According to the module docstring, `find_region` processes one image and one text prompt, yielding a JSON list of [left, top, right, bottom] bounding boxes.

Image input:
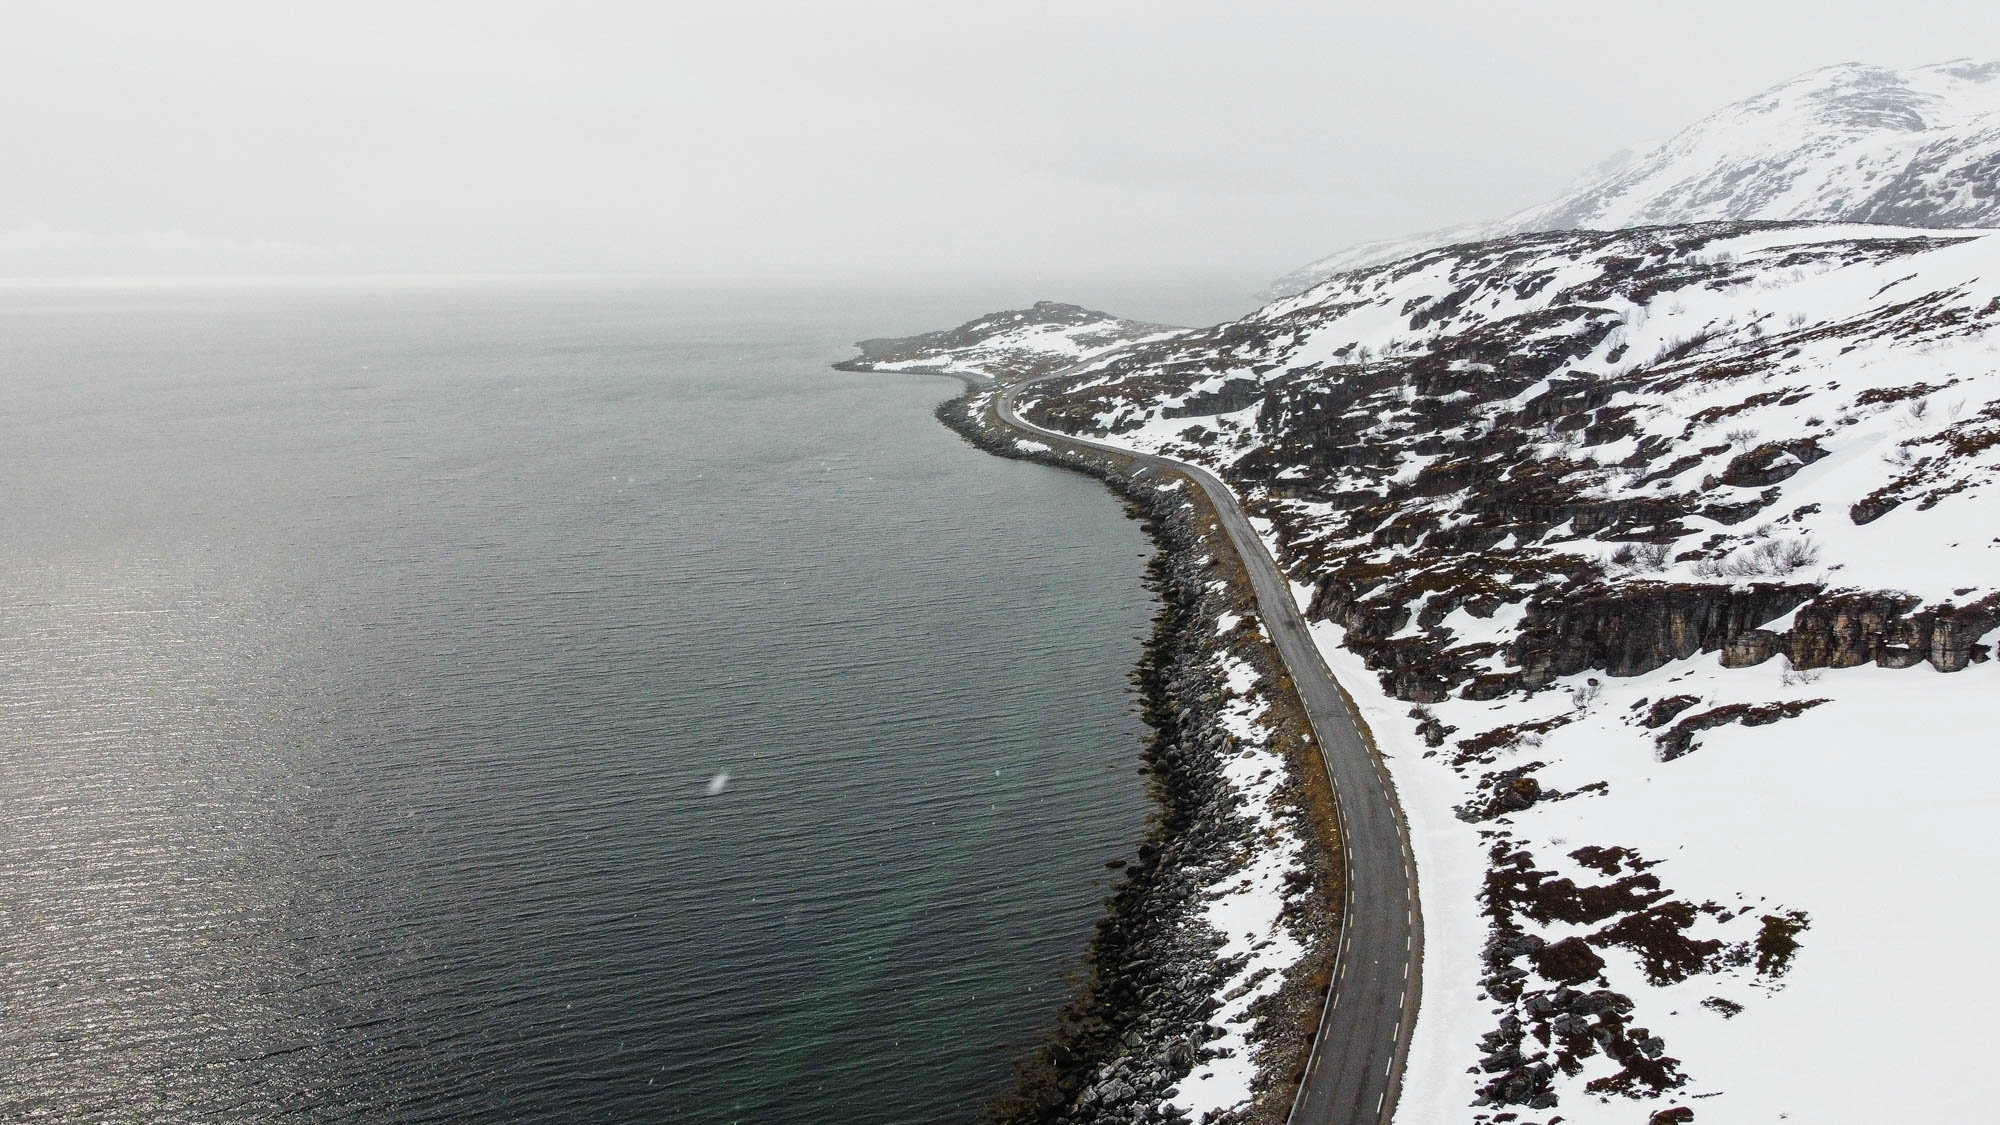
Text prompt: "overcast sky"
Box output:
[[4, 1, 1995, 282]]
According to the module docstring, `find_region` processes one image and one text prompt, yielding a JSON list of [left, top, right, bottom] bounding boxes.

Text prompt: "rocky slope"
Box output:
[[852, 219, 2000, 1124], [1271, 59, 2000, 296]]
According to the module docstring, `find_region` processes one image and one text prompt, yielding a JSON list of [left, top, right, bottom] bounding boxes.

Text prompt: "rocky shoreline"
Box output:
[[928, 383, 1342, 1125]]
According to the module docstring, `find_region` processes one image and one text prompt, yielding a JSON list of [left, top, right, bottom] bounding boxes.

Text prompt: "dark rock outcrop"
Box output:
[[1716, 439, 1829, 487], [1779, 591, 2000, 671], [1534, 936, 1609, 985], [1510, 582, 1818, 685], [1639, 695, 1703, 728], [1655, 699, 1833, 761]]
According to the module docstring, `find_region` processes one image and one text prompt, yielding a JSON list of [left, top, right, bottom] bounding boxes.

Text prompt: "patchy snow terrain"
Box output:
[[834, 300, 1182, 383], [1271, 58, 2000, 296], [1162, 648, 1311, 1124], [845, 56, 2000, 1125], [1002, 220, 2000, 1123]]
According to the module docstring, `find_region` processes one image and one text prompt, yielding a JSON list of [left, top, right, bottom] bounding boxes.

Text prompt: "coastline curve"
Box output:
[[990, 368, 1424, 1125]]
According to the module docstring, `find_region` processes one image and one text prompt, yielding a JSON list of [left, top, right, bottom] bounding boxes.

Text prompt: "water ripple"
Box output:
[[0, 283, 1155, 1123]]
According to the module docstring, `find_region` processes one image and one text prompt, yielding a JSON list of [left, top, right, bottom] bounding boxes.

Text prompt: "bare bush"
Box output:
[[1569, 679, 1602, 710], [1725, 427, 1762, 446], [1768, 538, 1821, 571], [1780, 661, 1825, 687], [1609, 541, 1673, 571], [1736, 538, 1820, 575], [1654, 329, 1721, 365], [1699, 537, 1822, 578]]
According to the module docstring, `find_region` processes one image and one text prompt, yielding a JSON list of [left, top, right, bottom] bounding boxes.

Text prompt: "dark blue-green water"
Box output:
[[0, 279, 1243, 1123]]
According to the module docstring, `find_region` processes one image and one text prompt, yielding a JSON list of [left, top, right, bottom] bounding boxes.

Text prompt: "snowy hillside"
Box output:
[[1270, 59, 2000, 296], [834, 300, 1180, 383], [1004, 220, 2000, 1123]]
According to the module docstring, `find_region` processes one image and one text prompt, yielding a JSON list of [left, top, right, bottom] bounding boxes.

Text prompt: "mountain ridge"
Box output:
[[838, 55, 2000, 1125], [1269, 58, 2000, 297]]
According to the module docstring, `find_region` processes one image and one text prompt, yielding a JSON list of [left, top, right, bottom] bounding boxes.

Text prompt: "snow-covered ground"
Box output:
[[838, 299, 1183, 383], [1002, 220, 2000, 1122], [1166, 648, 1310, 1123], [849, 198, 2000, 1120], [1321, 623, 2000, 1125]]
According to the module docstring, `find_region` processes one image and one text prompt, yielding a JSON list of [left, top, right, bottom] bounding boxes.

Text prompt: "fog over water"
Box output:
[[7, 2, 1999, 282]]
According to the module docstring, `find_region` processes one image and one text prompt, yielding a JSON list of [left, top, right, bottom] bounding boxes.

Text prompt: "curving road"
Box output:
[[983, 371, 1424, 1125]]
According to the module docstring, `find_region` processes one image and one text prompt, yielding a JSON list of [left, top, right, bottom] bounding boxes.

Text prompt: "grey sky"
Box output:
[[4, 1, 1995, 280]]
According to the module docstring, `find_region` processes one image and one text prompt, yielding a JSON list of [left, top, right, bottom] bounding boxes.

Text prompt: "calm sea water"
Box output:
[[0, 279, 1247, 1123]]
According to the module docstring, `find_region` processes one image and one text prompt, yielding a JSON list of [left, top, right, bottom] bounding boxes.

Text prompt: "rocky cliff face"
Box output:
[[1270, 59, 2000, 296]]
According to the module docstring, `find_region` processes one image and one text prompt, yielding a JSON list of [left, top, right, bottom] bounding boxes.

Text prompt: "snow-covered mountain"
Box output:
[[855, 219, 2000, 1123], [844, 52, 2000, 1125], [1269, 59, 2000, 296]]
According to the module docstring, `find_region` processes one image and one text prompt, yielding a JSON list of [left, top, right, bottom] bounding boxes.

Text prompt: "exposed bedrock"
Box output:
[[1654, 699, 1832, 761], [1714, 438, 1830, 488], [1308, 574, 1999, 705], [1306, 580, 1820, 703], [1725, 590, 2000, 672], [1510, 582, 1819, 685]]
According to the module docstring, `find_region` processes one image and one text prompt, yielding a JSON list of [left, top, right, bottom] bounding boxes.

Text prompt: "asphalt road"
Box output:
[[986, 373, 1423, 1125]]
